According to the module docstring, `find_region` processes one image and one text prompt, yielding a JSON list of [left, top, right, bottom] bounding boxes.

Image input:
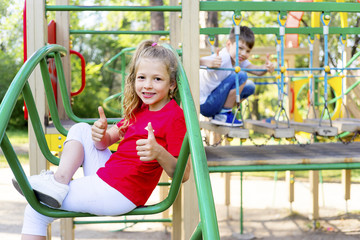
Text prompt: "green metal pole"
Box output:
[[46, 5, 181, 12], [200, 1, 360, 12], [240, 172, 243, 234], [70, 30, 169, 35], [74, 218, 171, 224], [208, 162, 360, 173], [190, 222, 203, 240]]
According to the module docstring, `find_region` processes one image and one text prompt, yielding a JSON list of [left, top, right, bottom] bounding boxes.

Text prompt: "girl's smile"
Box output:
[[135, 58, 175, 111]]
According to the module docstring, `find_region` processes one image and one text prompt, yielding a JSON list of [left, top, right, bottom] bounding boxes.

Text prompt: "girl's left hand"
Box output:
[[136, 122, 161, 161]]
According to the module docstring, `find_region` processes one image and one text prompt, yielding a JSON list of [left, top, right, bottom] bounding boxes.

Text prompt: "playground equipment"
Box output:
[[201, 1, 360, 135], [7, 0, 360, 239], [16, 0, 206, 239], [198, 1, 360, 237], [0, 44, 219, 239]]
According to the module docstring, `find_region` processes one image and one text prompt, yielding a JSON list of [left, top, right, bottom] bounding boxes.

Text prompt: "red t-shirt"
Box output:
[[97, 99, 186, 206]]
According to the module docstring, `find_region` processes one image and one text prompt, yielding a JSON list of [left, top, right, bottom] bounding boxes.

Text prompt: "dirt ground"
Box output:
[[1, 162, 360, 239]]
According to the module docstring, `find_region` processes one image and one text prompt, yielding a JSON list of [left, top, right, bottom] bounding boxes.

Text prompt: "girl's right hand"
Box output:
[[91, 106, 108, 142]]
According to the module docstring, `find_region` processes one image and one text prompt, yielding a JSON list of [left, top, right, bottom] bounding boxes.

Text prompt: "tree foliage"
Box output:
[[0, 0, 25, 129], [2, 0, 360, 127], [66, 0, 168, 118]]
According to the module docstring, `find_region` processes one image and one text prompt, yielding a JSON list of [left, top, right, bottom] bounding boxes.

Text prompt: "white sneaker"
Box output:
[[12, 170, 69, 208]]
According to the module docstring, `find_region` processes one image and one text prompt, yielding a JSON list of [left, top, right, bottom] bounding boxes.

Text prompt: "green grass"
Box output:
[[5, 128, 29, 144], [0, 128, 29, 167]]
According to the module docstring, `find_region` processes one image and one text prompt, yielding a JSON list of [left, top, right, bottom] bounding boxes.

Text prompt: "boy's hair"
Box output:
[[119, 40, 178, 133], [228, 26, 255, 49]]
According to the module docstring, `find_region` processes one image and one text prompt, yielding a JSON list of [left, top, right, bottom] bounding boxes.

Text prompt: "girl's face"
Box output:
[[135, 58, 176, 111], [226, 39, 251, 66]]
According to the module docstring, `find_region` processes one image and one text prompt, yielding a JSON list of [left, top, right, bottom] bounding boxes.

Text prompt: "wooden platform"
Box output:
[[338, 118, 360, 123], [277, 121, 338, 136], [333, 118, 360, 132], [244, 119, 295, 138], [200, 121, 249, 139], [304, 118, 360, 133], [206, 142, 360, 167]]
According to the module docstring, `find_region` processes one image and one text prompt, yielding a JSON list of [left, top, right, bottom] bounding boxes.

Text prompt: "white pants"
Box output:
[[22, 123, 136, 236]]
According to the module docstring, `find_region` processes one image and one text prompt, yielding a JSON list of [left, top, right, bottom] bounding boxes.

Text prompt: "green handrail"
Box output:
[[0, 44, 220, 238], [164, 44, 220, 239], [327, 51, 360, 105], [103, 47, 135, 74], [201, 27, 360, 37], [53, 52, 118, 127], [103, 92, 123, 116], [200, 1, 360, 12], [102, 47, 135, 115], [46, 5, 182, 12]]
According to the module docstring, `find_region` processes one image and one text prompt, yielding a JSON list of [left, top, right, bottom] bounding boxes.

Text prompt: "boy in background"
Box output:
[[200, 26, 274, 126]]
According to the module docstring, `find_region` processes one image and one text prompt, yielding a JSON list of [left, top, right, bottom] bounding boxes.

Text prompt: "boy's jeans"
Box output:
[[200, 72, 255, 117]]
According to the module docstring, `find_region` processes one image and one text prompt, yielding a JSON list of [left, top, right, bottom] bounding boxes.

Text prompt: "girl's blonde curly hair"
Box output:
[[119, 40, 178, 134]]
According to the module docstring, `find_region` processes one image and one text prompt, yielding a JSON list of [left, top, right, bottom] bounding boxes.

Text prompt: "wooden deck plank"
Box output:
[[304, 118, 360, 133], [206, 142, 360, 166], [337, 118, 360, 123], [340, 122, 360, 132], [278, 121, 338, 136], [244, 119, 295, 138], [200, 121, 249, 139]]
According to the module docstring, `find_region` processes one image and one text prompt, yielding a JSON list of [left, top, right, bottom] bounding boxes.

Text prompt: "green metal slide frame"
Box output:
[[0, 44, 220, 239]]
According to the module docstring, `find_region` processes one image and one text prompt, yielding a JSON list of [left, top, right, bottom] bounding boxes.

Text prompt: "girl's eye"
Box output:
[[154, 77, 162, 81], [137, 76, 145, 80]]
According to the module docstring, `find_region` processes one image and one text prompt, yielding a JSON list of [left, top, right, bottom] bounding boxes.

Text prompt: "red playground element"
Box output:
[[23, 1, 28, 120], [70, 50, 86, 97], [285, 0, 313, 48], [22, 7, 86, 120], [48, 20, 58, 104]]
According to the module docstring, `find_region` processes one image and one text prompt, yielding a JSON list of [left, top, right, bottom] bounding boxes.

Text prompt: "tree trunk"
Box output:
[[206, 11, 218, 48], [150, 0, 164, 42]]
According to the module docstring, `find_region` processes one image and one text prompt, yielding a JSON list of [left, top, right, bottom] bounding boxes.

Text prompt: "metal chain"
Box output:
[[337, 131, 359, 145], [202, 134, 224, 147], [292, 135, 312, 147], [248, 135, 273, 147]]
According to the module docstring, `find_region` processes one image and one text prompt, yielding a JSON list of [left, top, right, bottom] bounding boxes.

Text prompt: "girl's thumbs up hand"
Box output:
[[136, 122, 160, 161], [146, 122, 155, 140], [91, 106, 108, 142]]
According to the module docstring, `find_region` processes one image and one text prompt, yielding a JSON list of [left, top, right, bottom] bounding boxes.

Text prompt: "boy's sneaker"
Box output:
[[12, 170, 69, 208], [211, 111, 243, 127]]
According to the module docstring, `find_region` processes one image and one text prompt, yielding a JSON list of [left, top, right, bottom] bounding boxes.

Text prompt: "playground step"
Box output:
[[243, 119, 295, 139], [278, 120, 338, 137], [200, 121, 249, 139], [304, 118, 360, 133]]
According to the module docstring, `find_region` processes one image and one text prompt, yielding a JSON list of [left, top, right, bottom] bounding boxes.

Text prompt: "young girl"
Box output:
[[14, 40, 190, 240]]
